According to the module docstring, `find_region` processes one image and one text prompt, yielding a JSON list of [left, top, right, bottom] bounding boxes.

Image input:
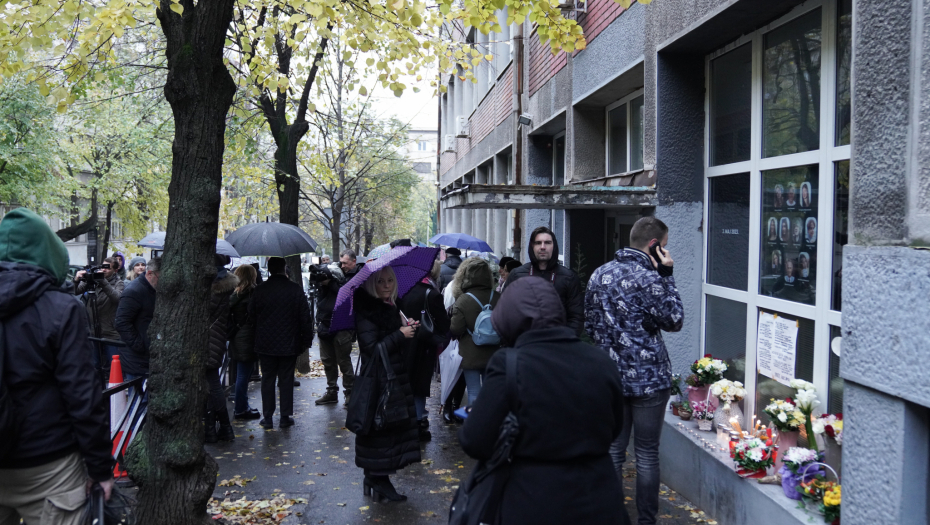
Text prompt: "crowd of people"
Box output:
[[0, 204, 683, 525]]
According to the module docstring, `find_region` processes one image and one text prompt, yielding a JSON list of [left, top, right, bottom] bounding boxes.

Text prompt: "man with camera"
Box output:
[[313, 249, 363, 406], [74, 256, 125, 369]]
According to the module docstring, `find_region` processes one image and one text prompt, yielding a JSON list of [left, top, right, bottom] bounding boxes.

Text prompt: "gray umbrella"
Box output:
[[225, 222, 318, 257], [136, 231, 240, 257]]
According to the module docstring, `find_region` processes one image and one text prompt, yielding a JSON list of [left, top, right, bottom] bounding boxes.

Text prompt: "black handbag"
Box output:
[[449, 349, 521, 525], [373, 346, 409, 430], [419, 288, 436, 334], [345, 349, 379, 435]]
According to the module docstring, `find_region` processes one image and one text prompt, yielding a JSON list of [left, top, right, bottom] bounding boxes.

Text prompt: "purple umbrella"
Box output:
[[330, 245, 440, 331]]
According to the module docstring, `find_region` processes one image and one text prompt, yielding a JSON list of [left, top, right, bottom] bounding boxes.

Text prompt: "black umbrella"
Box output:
[[225, 222, 318, 257], [136, 231, 240, 257]]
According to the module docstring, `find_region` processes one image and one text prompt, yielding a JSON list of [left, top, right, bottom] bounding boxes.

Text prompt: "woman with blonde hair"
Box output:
[[354, 266, 421, 502], [228, 264, 260, 420]]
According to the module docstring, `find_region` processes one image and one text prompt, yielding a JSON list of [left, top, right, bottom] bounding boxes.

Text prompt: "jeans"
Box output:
[[258, 354, 297, 419], [234, 360, 255, 414], [610, 388, 671, 525], [414, 396, 427, 421], [319, 334, 355, 394], [463, 369, 484, 406]]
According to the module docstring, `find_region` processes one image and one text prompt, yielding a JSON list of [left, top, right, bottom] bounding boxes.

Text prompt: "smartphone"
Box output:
[[399, 310, 411, 326], [648, 240, 662, 262]]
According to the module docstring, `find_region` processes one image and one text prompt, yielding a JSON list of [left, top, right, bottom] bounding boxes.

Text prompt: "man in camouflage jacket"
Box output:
[[585, 216, 683, 525]]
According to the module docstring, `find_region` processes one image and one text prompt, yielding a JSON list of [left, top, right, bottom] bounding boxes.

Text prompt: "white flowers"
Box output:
[[783, 447, 818, 466], [748, 449, 763, 462], [794, 388, 820, 413], [777, 412, 788, 423], [763, 398, 805, 431], [710, 379, 747, 410], [790, 379, 816, 391]]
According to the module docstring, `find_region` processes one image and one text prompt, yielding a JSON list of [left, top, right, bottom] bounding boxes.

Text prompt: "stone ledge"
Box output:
[[659, 411, 812, 525]]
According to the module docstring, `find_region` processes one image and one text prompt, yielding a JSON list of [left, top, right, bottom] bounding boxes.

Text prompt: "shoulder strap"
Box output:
[[465, 292, 486, 308]]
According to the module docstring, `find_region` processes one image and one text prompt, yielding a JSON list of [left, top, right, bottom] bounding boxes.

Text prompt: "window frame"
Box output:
[[605, 88, 645, 177], [700, 0, 848, 421], [552, 131, 566, 185]]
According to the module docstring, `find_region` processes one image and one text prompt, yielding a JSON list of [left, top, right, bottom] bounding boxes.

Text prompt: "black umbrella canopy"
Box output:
[[225, 222, 318, 257]]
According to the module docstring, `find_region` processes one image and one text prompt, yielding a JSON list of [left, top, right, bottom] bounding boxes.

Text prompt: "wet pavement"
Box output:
[[205, 341, 713, 524]]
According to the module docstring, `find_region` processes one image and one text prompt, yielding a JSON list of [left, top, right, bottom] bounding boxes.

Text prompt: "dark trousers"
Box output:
[[205, 367, 228, 422], [234, 360, 255, 414], [258, 354, 297, 418], [319, 335, 354, 394], [610, 388, 671, 525]]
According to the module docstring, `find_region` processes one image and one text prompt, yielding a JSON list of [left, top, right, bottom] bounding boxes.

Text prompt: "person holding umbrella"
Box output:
[[353, 266, 421, 502]]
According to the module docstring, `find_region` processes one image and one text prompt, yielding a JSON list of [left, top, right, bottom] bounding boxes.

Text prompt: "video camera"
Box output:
[[79, 263, 110, 285], [307, 262, 345, 283]]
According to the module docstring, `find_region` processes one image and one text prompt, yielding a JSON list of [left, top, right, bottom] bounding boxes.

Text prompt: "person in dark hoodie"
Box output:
[[204, 255, 239, 443], [503, 225, 584, 335], [458, 277, 626, 525], [438, 247, 462, 291], [0, 208, 115, 522]]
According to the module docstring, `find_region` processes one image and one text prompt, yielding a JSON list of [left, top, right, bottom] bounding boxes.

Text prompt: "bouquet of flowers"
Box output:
[[670, 374, 683, 398], [782, 447, 821, 475], [691, 401, 715, 420], [790, 379, 821, 451], [813, 414, 844, 446], [690, 355, 727, 387], [710, 379, 747, 410], [798, 478, 841, 524], [732, 437, 774, 473], [763, 398, 806, 432]]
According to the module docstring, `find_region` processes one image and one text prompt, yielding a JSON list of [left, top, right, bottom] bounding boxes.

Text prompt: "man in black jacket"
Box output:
[[438, 247, 462, 291], [114, 257, 160, 382], [249, 257, 315, 429], [0, 208, 114, 523], [504, 226, 584, 335]]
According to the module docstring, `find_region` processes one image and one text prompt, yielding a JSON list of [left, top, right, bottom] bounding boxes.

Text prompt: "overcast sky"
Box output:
[[369, 75, 438, 131]]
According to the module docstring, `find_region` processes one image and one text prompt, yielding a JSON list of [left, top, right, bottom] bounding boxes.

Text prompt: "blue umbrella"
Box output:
[[428, 233, 493, 253], [137, 231, 240, 258]]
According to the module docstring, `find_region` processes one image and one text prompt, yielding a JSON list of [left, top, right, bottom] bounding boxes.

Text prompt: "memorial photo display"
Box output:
[[760, 165, 817, 305]]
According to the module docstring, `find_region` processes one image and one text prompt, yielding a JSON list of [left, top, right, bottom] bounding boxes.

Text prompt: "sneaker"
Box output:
[[259, 418, 273, 429], [315, 390, 339, 405], [280, 416, 295, 428]]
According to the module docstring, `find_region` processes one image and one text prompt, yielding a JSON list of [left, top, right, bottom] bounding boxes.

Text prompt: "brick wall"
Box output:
[[528, 27, 568, 97], [439, 65, 514, 178], [577, 0, 627, 45]]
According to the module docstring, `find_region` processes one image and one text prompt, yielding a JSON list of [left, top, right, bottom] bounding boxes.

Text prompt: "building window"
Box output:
[[605, 90, 645, 176], [703, 1, 849, 420], [552, 132, 566, 185], [418, 141, 428, 151]]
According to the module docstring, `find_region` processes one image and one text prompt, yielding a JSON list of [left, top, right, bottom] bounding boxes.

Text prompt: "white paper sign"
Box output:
[[757, 312, 799, 386]]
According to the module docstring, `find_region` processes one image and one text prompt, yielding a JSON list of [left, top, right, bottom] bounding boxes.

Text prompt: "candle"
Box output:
[[730, 417, 743, 436]]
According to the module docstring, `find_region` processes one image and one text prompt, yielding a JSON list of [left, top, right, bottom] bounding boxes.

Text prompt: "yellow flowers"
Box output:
[[823, 486, 841, 507]]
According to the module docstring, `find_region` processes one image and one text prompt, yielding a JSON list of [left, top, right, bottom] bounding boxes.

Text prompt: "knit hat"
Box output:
[[128, 256, 146, 270], [445, 247, 462, 257]]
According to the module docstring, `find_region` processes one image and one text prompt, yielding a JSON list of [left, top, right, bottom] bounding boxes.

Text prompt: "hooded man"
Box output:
[[503, 226, 584, 335], [438, 247, 462, 291], [0, 208, 114, 522]]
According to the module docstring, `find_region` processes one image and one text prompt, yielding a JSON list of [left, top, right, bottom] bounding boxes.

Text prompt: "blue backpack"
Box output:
[[465, 291, 501, 346]]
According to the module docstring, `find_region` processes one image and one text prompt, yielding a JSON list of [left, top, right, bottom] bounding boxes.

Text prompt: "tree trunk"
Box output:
[[98, 201, 114, 264], [56, 188, 98, 242], [123, 0, 237, 523]]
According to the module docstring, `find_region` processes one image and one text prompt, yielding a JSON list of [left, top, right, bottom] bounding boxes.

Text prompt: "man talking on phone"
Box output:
[[584, 216, 684, 525]]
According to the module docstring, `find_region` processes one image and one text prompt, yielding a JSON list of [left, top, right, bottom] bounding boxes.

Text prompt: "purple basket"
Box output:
[[779, 463, 829, 500]]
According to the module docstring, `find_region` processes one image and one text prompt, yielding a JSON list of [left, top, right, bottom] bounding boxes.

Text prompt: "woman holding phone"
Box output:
[[353, 266, 421, 502]]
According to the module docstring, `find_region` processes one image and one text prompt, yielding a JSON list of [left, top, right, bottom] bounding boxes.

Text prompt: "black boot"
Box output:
[[204, 410, 218, 444], [363, 475, 406, 502], [216, 409, 235, 442], [418, 419, 432, 442]]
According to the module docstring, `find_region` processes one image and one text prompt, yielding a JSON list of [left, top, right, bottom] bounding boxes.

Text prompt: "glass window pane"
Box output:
[[707, 173, 750, 290], [828, 325, 844, 414], [832, 161, 849, 310], [608, 104, 628, 175], [553, 135, 565, 184], [705, 295, 748, 385], [835, 0, 852, 146], [760, 165, 818, 306], [711, 43, 752, 166], [763, 9, 822, 158], [755, 308, 815, 426], [630, 95, 645, 171]]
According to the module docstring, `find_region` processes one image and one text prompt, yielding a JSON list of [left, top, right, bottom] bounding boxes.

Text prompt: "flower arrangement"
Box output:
[[732, 437, 774, 472], [813, 414, 844, 446], [763, 398, 806, 432], [710, 379, 746, 410], [782, 447, 821, 475], [690, 355, 728, 387], [691, 401, 715, 421], [670, 374, 683, 398], [797, 478, 841, 524], [790, 379, 821, 451]]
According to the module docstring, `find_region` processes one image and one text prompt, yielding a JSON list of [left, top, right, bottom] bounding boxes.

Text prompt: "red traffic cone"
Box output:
[[109, 355, 129, 478]]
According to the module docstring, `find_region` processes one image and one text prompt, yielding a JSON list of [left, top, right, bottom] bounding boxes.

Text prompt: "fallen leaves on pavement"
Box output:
[[218, 475, 256, 487], [207, 495, 305, 524]]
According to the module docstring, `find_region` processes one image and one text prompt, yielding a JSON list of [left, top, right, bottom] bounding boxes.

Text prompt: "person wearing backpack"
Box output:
[[0, 208, 114, 524], [449, 257, 500, 405]]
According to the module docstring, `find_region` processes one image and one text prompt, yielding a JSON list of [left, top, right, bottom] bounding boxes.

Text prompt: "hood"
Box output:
[[212, 272, 239, 296], [443, 256, 462, 269], [0, 208, 70, 286], [526, 228, 560, 270], [491, 277, 566, 343], [451, 257, 492, 298], [0, 262, 57, 318]]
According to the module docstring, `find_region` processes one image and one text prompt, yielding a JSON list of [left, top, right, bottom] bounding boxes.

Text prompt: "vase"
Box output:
[[823, 439, 842, 480], [671, 404, 680, 416], [688, 386, 719, 410], [698, 419, 713, 431], [713, 404, 744, 432], [679, 411, 692, 421], [773, 430, 800, 472], [737, 468, 767, 479]]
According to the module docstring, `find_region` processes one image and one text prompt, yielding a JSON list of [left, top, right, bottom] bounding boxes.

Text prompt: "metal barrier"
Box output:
[[103, 376, 146, 478]]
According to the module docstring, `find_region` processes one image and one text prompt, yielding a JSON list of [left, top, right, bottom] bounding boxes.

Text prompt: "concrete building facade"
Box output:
[[438, 1, 930, 523]]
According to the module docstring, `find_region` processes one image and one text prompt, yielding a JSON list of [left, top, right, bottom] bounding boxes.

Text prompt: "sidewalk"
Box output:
[[205, 343, 712, 524]]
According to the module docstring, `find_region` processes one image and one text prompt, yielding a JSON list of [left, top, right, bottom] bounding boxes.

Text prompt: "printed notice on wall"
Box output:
[[757, 312, 798, 386]]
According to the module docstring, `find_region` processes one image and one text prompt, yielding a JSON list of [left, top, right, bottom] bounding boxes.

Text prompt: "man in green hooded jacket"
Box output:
[[0, 208, 114, 524]]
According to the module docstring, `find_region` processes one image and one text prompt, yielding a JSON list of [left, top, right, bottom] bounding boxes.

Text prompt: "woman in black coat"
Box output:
[[458, 278, 627, 525], [228, 264, 260, 419], [397, 258, 451, 442], [205, 257, 239, 443], [354, 266, 421, 502]]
